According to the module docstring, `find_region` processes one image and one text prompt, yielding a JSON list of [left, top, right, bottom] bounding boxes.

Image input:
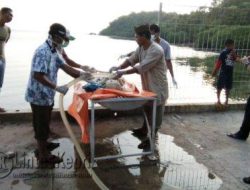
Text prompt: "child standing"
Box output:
[[212, 39, 238, 105]]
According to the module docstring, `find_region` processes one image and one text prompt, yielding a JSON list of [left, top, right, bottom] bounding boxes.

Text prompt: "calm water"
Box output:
[[0, 30, 218, 111]]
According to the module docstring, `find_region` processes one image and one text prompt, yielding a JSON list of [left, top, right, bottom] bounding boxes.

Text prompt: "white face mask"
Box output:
[[151, 34, 156, 41], [151, 33, 160, 41], [56, 41, 69, 54], [56, 44, 63, 54], [49, 34, 67, 50]]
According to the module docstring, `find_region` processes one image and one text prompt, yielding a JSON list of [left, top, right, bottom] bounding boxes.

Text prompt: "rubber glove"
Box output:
[[80, 72, 94, 82], [113, 70, 125, 80], [109, 66, 119, 73], [55, 85, 69, 95]]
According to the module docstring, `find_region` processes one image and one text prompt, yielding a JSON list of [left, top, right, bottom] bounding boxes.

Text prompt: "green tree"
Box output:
[[100, 0, 250, 51]]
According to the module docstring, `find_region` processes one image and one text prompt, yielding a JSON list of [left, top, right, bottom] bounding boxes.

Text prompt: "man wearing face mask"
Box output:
[[149, 24, 177, 88], [25, 23, 93, 165]]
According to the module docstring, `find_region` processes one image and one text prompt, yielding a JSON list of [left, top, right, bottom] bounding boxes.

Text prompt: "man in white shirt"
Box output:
[[149, 24, 177, 87]]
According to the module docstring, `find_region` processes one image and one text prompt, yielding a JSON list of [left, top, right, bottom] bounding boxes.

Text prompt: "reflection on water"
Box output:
[[0, 138, 97, 190], [0, 134, 222, 190], [111, 131, 222, 190]]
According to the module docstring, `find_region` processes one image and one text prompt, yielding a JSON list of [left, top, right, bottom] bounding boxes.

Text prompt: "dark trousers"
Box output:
[[143, 104, 165, 132], [30, 103, 53, 141], [238, 97, 250, 139]]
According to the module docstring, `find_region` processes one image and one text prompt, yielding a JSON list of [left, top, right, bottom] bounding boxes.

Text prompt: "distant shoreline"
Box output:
[[101, 35, 133, 41]]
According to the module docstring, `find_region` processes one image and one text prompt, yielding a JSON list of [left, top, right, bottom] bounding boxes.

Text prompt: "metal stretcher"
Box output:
[[89, 96, 157, 167]]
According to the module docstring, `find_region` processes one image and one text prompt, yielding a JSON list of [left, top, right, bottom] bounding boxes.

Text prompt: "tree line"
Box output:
[[100, 0, 250, 53]]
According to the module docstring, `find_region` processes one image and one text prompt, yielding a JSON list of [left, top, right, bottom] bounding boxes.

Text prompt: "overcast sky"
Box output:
[[1, 0, 213, 33]]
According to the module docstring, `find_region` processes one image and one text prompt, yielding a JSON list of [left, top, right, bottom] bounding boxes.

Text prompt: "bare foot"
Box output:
[[0, 107, 6, 112], [216, 101, 222, 105], [215, 102, 225, 111]]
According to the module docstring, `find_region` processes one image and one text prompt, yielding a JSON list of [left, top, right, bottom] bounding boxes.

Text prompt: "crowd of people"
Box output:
[[0, 5, 250, 184]]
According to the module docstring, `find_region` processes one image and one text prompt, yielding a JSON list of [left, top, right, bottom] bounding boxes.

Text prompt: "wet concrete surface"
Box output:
[[0, 110, 249, 189]]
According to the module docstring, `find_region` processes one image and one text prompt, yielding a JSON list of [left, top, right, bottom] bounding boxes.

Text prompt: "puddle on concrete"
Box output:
[[0, 138, 97, 190], [110, 131, 222, 190], [0, 133, 222, 190]]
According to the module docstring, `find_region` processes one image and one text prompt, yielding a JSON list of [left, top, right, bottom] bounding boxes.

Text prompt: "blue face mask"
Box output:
[[49, 34, 68, 49], [62, 41, 69, 48]]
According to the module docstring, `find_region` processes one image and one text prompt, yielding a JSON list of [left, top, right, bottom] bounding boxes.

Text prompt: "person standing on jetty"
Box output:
[[227, 96, 250, 141], [0, 7, 13, 112], [109, 24, 168, 149], [25, 23, 93, 165], [149, 24, 177, 88], [211, 39, 239, 106], [227, 57, 250, 141]]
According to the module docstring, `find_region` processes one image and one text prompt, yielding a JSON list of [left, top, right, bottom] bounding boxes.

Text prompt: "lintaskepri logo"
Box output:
[[0, 152, 13, 179]]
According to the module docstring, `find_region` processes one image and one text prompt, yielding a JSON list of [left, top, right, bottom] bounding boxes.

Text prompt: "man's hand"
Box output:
[[211, 70, 217, 77], [55, 85, 69, 95], [80, 72, 94, 82], [118, 55, 127, 60], [109, 66, 119, 73], [211, 59, 221, 77], [80, 65, 97, 73], [172, 78, 178, 88], [113, 70, 125, 80]]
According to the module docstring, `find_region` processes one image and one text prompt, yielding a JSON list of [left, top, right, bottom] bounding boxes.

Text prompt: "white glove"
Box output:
[[80, 71, 94, 82], [172, 78, 178, 88], [55, 85, 68, 95], [109, 66, 119, 73], [113, 70, 125, 79]]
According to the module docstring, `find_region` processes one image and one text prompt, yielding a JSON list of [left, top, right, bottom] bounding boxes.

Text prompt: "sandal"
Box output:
[[243, 176, 250, 184]]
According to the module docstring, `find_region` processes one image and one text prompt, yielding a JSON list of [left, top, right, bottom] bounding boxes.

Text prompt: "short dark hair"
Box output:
[[225, 39, 234, 46], [134, 24, 151, 40], [0, 7, 12, 14], [149, 24, 160, 33]]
